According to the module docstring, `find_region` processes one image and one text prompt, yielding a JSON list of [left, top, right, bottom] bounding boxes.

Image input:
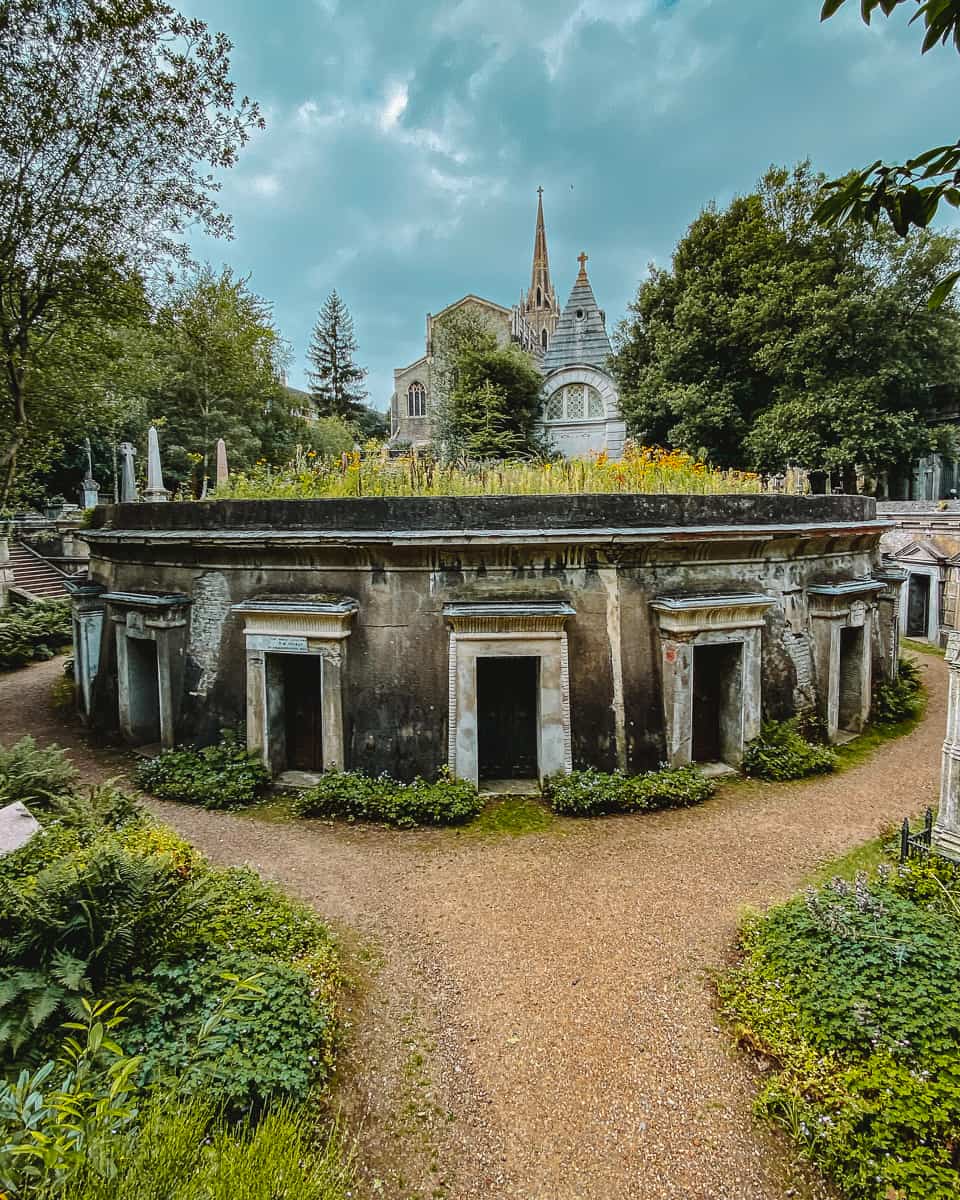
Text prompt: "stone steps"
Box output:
[[8, 541, 70, 600]]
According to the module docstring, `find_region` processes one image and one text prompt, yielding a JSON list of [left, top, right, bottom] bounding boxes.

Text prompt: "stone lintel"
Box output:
[[651, 593, 774, 635], [233, 597, 357, 642], [807, 579, 886, 598], [808, 579, 884, 619], [101, 590, 192, 610], [233, 597, 359, 617], [444, 600, 575, 636]]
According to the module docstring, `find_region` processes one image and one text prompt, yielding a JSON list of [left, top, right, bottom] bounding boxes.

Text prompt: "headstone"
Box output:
[[80, 436, 100, 509], [215, 438, 229, 489], [119, 442, 138, 503], [0, 801, 40, 858], [934, 631, 960, 861], [143, 426, 170, 503]]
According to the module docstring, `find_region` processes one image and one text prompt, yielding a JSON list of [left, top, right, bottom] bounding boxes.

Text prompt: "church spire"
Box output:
[[523, 187, 559, 350]]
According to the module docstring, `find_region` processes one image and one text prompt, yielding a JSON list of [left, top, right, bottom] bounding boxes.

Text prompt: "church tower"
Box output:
[[522, 188, 559, 353]]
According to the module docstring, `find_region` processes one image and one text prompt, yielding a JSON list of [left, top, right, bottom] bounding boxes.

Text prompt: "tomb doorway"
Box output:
[[837, 626, 865, 733], [477, 656, 539, 780], [281, 655, 323, 772], [125, 637, 160, 745], [691, 642, 743, 765], [906, 573, 931, 639]]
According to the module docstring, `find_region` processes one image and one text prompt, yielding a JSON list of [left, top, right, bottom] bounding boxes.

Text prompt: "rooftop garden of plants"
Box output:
[[212, 443, 763, 501]]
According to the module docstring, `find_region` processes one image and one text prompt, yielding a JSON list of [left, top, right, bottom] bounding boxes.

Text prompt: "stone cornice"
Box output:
[[233, 598, 357, 641], [651, 593, 775, 634], [101, 590, 191, 609], [444, 600, 575, 635]]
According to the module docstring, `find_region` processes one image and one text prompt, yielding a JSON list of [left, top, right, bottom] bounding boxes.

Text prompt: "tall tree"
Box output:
[[307, 291, 368, 421], [816, 1, 960, 305], [152, 267, 290, 495], [611, 163, 960, 486], [448, 342, 544, 459], [0, 0, 262, 505]]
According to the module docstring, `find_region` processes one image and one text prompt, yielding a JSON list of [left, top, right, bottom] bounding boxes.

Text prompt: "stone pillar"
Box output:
[[0, 536, 13, 611], [143, 426, 170, 503], [934, 631, 960, 862], [320, 651, 345, 770], [215, 438, 229, 490]]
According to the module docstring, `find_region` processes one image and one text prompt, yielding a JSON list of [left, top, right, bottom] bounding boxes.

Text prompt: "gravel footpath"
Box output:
[[0, 653, 946, 1200]]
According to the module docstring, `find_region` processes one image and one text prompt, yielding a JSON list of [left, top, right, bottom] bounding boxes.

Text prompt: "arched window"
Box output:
[[536, 286, 542, 307], [543, 384, 605, 423], [541, 328, 548, 350], [407, 381, 426, 417]]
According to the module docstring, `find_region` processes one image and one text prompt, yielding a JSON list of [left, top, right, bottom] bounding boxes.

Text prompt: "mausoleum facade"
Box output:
[[75, 494, 898, 786]]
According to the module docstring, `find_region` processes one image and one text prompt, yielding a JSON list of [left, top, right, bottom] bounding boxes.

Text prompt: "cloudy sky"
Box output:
[[181, 0, 960, 410]]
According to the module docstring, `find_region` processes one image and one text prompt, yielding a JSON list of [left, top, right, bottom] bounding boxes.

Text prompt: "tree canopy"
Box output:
[[448, 343, 544, 459], [610, 163, 960, 486], [0, 0, 261, 504], [817, 1, 960, 305]]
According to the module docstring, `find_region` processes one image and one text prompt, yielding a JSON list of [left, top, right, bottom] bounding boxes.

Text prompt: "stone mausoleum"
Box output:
[[71, 494, 901, 787]]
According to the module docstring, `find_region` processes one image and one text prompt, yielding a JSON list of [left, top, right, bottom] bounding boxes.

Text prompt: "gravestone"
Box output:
[[143, 426, 170, 503], [119, 442, 138, 503]]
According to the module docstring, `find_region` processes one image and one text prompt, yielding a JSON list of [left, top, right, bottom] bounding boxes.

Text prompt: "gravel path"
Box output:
[[0, 653, 947, 1200]]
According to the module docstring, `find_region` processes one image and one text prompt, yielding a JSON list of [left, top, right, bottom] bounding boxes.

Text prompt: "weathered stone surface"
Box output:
[[0, 801, 40, 857]]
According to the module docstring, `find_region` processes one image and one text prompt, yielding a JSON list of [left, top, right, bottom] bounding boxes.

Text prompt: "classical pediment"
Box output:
[[888, 540, 949, 564]]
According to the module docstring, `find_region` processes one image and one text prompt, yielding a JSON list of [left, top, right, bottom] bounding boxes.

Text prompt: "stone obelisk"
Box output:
[[143, 426, 170, 503], [215, 438, 229, 490], [119, 442, 138, 504]]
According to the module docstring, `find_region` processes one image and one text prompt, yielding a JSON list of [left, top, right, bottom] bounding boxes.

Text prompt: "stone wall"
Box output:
[[81, 494, 892, 780]]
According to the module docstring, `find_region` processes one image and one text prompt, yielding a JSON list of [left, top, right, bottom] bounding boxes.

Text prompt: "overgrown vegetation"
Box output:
[[0, 735, 350, 1197], [0, 601, 72, 670], [218, 441, 762, 499], [134, 730, 270, 809], [543, 764, 714, 818], [293, 767, 483, 828], [873, 656, 924, 725], [742, 718, 838, 782], [721, 856, 960, 1200]]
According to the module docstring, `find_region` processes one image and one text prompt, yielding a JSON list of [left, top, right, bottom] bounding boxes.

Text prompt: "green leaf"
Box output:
[[928, 269, 960, 309]]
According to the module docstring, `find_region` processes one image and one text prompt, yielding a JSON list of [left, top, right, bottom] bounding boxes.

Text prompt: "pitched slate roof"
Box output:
[[542, 254, 613, 373]]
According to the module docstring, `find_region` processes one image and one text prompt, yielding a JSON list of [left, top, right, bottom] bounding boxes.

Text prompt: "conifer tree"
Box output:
[[307, 291, 368, 421]]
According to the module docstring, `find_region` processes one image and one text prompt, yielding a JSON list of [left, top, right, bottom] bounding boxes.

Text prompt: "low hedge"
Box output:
[[542, 764, 714, 817], [742, 718, 837, 782], [135, 730, 269, 809], [0, 599, 73, 669], [293, 767, 483, 828]]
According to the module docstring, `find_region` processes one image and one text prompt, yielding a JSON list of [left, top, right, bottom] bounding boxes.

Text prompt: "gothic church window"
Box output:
[[541, 328, 548, 350], [536, 286, 542, 307], [407, 381, 426, 417], [543, 384, 605, 423]]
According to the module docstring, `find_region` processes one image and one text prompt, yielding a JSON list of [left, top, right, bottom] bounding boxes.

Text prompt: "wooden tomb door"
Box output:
[[282, 655, 323, 772]]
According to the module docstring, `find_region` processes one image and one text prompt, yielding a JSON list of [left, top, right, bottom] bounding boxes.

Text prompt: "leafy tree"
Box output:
[[307, 291, 367, 422], [611, 162, 960, 486], [817, 1, 960, 305], [152, 267, 290, 495], [448, 343, 544, 459], [0, 0, 262, 505], [427, 306, 501, 453]]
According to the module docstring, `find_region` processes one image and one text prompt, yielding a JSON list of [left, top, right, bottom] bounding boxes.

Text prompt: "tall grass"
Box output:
[[42, 1092, 352, 1200], [215, 443, 763, 500]]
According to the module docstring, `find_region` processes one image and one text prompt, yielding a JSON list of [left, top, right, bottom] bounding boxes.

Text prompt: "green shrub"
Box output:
[[0, 736, 78, 809], [872, 655, 924, 725], [135, 729, 269, 809], [721, 866, 960, 1199], [294, 767, 483, 828], [742, 718, 838, 781], [129, 951, 336, 1115], [0, 600, 73, 670], [543, 764, 714, 817]]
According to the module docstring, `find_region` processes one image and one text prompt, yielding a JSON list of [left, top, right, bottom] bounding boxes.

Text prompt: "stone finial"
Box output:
[[934, 630, 960, 861], [119, 442, 138, 504], [577, 251, 589, 279], [143, 425, 170, 503], [215, 438, 229, 489]]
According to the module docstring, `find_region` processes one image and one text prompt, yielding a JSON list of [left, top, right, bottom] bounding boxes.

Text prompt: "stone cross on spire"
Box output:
[[577, 251, 589, 279]]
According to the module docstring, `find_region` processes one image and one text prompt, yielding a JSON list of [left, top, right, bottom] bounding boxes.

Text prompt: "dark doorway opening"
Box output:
[[837, 626, 865, 733], [477, 656, 539, 780], [282, 656, 323, 772], [906, 574, 931, 638], [692, 643, 743, 764], [125, 637, 160, 744]]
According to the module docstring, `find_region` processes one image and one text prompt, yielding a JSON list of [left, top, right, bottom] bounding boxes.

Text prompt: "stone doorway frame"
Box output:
[[233, 597, 357, 776], [67, 579, 105, 720], [103, 591, 192, 749], [444, 601, 575, 786], [808, 579, 884, 741], [651, 594, 775, 768]]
